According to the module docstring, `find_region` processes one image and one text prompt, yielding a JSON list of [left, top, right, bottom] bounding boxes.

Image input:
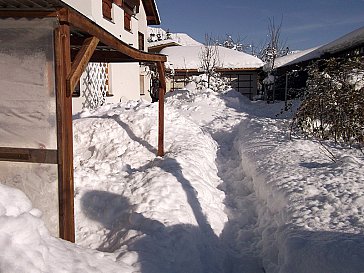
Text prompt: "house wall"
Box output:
[[62, 0, 145, 48], [170, 70, 260, 99], [65, 0, 155, 113], [109, 63, 141, 101], [221, 71, 259, 99], [137, 3, 148, 51]]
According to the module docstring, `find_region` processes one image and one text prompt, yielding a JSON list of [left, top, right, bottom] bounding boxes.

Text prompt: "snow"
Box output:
[[160, 45, 264, 70], [266, 46, 321, 70], [1, 86, 364, 272], [148, 27, 202, 47], [272, 26, 364, 70], [319, 26, 364, 55]]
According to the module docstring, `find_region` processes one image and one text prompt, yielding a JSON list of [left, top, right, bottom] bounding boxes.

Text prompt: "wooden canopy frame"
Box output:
[[0, 6, 166, 242]]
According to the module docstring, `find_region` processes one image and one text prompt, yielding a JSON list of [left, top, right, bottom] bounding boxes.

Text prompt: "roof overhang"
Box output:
[[142, 0, 160, 25], [0, 1, 166, 63]]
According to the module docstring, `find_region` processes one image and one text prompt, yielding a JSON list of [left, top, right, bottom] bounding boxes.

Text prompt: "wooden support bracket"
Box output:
[[66, 36, 99, 97]]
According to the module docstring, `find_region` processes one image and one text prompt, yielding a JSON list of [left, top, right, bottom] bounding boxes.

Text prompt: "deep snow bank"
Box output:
[[234, 100, 364, 273], [73, 100, 228, 272], [0, 184, 134, 273]]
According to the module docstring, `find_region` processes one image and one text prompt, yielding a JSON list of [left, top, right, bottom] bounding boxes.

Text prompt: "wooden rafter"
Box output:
[[67, 36, 99, 96], [58, 8, 166, 63], [0, 8, 166, 63]]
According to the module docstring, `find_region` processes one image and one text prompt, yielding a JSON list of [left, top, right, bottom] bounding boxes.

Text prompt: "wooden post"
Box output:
[[54, 24, 75, 242], [285, 72, 288, 109], [157, 62, 166, 157]]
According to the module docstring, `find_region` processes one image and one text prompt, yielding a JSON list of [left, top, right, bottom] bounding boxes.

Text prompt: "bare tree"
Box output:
[[261, 16, 287, 70], [199, 34, 220, 89], [260, 16, 288, 102]]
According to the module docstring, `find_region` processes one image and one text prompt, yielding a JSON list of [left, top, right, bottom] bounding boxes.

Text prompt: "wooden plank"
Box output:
[[0, 147, 57, 164], [156, 61, 165, 157], [67, 36, 99, 96], [0, 10, 58, 18], [54, 24, 75, 243]]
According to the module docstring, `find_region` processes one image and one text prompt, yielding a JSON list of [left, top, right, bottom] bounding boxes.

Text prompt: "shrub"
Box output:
[[291, 56, 364, 148]]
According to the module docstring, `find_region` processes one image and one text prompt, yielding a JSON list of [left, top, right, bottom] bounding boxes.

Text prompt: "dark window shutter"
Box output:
[[124, 12, 132, 31], [102, 0, 112, 20]]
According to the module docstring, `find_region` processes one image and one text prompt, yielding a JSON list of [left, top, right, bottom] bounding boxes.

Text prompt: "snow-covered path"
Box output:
[[168, 89, 266, 272], [212, 123, 264, 273]]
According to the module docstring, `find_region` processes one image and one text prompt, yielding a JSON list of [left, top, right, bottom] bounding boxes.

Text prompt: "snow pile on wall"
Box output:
[[0, 184, 134, 273], [160, 45, 264, 70]]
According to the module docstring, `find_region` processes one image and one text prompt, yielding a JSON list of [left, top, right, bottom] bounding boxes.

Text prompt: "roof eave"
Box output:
[[142, 0, 160, 25]]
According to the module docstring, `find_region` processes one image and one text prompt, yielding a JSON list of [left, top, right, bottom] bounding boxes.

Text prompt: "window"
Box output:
[[138, 32, 144, 51], [102, 0, 113, 20], [124, 11, 132, 31]]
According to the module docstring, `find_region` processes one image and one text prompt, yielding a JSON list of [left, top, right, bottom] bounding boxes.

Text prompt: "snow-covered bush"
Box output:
[[190, 73, 230, 92], [292, 56, 364, 147]]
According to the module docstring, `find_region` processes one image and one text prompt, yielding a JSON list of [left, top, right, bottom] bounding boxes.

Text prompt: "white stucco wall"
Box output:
[[109, 63, 141, 101], [137, 3, 148, 50]]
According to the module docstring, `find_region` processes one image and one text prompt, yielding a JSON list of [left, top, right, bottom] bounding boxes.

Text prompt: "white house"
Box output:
[[62, 0, 162, 113]]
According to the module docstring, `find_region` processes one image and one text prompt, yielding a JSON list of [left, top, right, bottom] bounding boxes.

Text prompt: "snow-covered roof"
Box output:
[[273, 26, 364, 69], [267, 46, 321, 70], [319, 26, 364, 54], [148, 27, 202, 48], [160, 45, 264, 70]]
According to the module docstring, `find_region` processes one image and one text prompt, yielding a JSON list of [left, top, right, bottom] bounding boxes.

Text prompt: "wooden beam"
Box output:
[[71, 49, 136, 63], [0, 8, 166, 63], [0, 10, 59, 18], [54, 23, 75, 243], [0, 147, 57, 164], [156, 61, 166, 157], [60, 8, 167, 63], [67, 36, 99, 96]]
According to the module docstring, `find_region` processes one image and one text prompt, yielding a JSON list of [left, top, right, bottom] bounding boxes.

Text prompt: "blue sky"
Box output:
[[156, 0, 364, 50]]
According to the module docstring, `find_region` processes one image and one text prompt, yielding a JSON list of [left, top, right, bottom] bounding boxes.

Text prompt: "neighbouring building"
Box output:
[[147, 28, 264, 99], [264, 26, 364, 101], [160, 45, 264, 99]]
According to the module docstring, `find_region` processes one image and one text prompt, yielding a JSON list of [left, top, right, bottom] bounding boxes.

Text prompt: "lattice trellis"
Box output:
[[82, 62, 110, 110]]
